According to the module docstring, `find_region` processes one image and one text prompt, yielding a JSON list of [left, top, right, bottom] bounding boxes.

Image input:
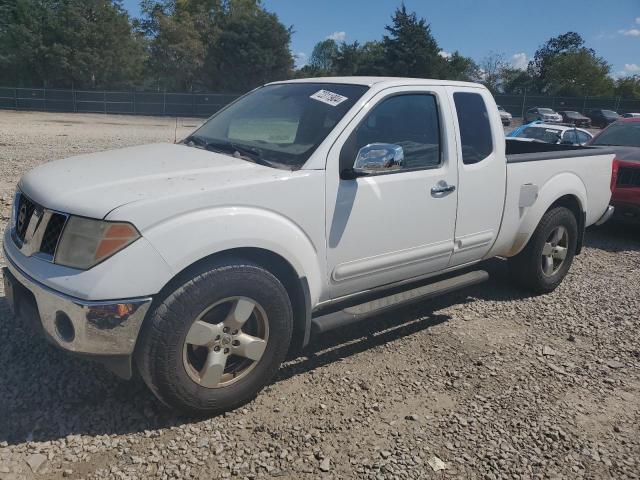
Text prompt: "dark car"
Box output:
[[559, 111, 591, 128], [588, 117, 640, 224], [586, 109, 619, 128]]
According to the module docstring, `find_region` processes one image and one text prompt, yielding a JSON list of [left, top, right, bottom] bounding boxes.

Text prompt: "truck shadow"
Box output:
[[0, 294, 454, 445], [584, 223, 640, 253]]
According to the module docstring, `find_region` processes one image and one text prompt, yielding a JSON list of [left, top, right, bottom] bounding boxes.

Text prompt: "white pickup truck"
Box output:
[[3, 77, 615, 414]]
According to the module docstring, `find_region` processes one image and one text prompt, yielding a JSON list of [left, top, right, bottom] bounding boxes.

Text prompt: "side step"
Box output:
[[311, 270, 488, 335]]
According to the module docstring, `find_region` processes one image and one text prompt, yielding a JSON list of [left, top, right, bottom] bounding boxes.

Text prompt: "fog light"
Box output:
[[55, 311, 75, 343]]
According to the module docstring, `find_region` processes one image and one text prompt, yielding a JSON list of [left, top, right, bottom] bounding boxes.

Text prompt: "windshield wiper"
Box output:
[[204, 140, 291, 169], [204, 141, 265, 165], [182, 136, 290, 169]]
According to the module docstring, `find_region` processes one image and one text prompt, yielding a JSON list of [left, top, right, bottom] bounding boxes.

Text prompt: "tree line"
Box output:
[[1, 0, 638, 99]]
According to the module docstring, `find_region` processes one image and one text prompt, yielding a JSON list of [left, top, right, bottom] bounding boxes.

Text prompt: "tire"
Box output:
[[135, 260, 293, 415], [508, 207, 578, 294]]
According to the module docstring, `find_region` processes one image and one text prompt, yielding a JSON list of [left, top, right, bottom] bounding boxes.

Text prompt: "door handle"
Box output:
[[431, 181, 456, 196]]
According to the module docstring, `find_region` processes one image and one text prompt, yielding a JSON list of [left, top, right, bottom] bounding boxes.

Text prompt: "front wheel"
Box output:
[[135, 261, 293, 415], [508, 207, 578, 294]]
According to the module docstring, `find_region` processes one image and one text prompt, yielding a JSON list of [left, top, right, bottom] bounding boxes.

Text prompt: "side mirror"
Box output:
[[341, 143, 404, 179]]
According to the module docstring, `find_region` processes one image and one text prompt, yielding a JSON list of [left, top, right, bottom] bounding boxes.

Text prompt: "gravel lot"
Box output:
[[0, 110, 638, 480]]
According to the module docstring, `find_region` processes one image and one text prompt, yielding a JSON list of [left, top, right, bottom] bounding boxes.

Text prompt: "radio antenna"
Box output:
[[174, 117, 178, 144]]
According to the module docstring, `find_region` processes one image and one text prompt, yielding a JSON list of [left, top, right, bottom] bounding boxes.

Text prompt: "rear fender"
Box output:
[[506, 172, 586, 257]]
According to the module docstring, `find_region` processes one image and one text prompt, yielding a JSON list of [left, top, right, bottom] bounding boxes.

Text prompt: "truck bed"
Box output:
[[488, 140, 616, 258], [506, 138, 615, 162]]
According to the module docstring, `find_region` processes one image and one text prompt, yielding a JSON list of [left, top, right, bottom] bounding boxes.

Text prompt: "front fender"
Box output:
[[142, 206, 325, 304], [506, 172, 587, 257]]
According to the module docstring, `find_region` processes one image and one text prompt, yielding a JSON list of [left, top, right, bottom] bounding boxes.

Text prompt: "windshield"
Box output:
[[519, 126, 562, 143], [564, 111, 580, 116], [602, 110, 618, 117], [591, 122, 640, 147], [538, 108, 554, 114], [184, 83, 368, 169]]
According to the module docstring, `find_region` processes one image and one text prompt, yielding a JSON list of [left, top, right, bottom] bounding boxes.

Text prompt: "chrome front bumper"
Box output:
[[3, 254, 152, 357]]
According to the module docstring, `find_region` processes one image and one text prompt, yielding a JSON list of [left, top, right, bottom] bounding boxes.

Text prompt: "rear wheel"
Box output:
[[508, 207, 578, 294], [135, 261, 293, 414]]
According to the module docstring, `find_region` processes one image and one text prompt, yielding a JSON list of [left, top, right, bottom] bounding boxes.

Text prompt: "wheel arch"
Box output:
[[147, 247, 313, 355], [506, 173, 587, 257], [548, 194, 585, 254]]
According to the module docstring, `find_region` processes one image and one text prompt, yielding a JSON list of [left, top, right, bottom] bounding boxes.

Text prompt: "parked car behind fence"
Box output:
[[559, 111, 591, 128], [524, 107, 563, 124], [497, 105, 512, 126], [587, 109, 619, 128], [507, 122, 593, 146]]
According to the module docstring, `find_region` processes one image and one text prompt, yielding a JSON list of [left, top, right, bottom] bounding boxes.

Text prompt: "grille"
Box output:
[[14, 193, 37, 242], [40, 213, 67, 256], [617, 167, 640, 188], [12, 192, 68, 261]]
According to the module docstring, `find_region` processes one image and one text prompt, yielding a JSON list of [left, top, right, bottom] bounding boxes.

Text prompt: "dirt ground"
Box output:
[[0, 110, 638, 480]]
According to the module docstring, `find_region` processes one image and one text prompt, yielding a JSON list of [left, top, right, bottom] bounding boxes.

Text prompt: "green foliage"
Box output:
[[143, 6, 206, 91], [0, 0, 146, 88], [614, 75, 640, 100], [0, 1, 626, 99], [446, 52, 480, 82], [203, 0, 293, 92], [308, 39, 339, 73], [528, 32, 613, 96], [382, 4, 448, 78], [500, 68, 535, 95], [142, 0, 293, 92], [296, 5, 477, 82]]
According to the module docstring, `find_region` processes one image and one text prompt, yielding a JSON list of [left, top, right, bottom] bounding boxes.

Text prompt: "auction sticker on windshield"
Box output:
[[310, 89, 348, 106]]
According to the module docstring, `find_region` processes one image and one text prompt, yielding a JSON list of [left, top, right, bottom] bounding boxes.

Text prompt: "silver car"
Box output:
[[524, 107, 563, 123], [497, 105, 512, 126]]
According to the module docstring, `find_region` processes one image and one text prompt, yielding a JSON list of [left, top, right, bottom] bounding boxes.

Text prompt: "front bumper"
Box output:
[[3, 255, 152, 359]]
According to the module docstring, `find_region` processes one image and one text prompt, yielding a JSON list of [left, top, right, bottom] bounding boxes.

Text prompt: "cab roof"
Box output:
[[271, 76, 486, 90]]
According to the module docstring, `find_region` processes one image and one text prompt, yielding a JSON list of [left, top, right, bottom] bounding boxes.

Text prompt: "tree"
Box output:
[[545, 49, 613, 96], [382, 4, 447, 78], [444, 52, 480, 82], [478, 52, 507, 93], [332, 41, 387, 76], [528, 32, 613, 95], [308, 39, 339, 73], [142, 0, 294, 92], [140, 1, 212, 91], [0, 0, 146, 88], [615, 75, 640, 99], [501, 67, 534, 95], [208, 2, 293, 91]]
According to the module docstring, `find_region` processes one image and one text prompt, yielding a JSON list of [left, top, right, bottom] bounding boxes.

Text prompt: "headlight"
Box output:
[[55, 216, 140, 269]]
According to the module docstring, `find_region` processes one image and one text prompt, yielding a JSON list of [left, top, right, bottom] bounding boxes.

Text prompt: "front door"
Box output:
[[325, 86, 459, 299]]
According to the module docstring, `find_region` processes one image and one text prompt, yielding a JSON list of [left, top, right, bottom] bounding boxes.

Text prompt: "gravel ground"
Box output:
[[0, 110, 639, 480]]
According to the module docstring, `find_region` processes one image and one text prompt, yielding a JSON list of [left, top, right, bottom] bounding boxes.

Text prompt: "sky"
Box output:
[[121, 0, 640, 77]]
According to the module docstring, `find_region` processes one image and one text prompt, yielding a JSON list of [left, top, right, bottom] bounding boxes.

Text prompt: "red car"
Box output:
[[589, 117, 640, 224]]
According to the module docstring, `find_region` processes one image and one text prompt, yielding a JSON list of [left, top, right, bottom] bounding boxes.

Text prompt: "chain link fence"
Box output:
[[0, 87, 241, 117], [494, 93, 640, 118], [1, 86, 639, 119]]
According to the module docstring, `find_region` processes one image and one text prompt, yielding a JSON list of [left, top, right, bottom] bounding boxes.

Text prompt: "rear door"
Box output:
[[325, 86, 459, 299], [447, 87, 507, 266]]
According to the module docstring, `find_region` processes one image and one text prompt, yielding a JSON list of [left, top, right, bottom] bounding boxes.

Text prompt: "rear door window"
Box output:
[[453, 92, 494, 164]]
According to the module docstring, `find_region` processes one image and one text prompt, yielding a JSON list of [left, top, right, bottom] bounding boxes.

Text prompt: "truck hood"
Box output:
[[19, 143, 291, 219]]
